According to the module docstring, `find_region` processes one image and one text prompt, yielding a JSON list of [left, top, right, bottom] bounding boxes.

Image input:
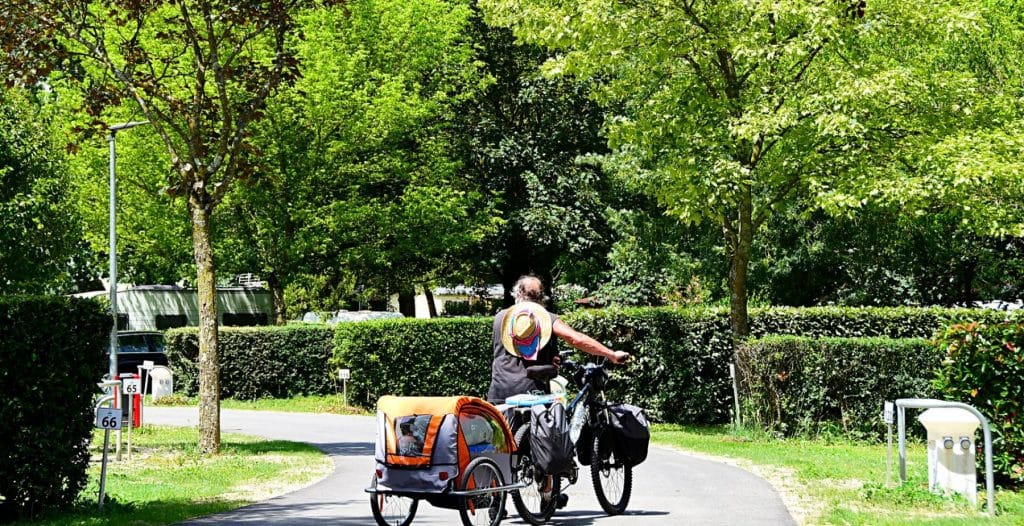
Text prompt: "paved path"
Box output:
[[146, 407, 796, 525]]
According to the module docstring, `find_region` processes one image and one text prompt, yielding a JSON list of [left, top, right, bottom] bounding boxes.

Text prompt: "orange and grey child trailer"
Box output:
[[367, 396, 523, 526]]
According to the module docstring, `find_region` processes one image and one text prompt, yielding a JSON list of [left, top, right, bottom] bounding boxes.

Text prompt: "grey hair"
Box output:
[[512, 275, 545, 303]]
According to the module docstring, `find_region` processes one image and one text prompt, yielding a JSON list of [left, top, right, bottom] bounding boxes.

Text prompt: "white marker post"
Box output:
[[122, 375, 141, 460], [94, 391, 121, 510], [883, 401, 895, 486], [338, 369, 351, 407]]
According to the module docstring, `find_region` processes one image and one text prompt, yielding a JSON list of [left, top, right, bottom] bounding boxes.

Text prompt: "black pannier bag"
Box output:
[[608, 403, 650, 467], [529, 402, 574, 476], [575, 423, 594, 465]]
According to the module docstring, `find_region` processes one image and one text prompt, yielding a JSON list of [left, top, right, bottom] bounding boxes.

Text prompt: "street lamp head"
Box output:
[[109, 120, 150, 132]]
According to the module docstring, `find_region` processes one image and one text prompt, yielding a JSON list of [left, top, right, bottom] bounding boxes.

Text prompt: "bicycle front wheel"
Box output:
[[590, 428, 632, 515]]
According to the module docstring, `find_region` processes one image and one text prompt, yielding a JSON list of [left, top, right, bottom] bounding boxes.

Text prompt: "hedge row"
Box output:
[[933, 322, 1024, 484], [165, 325, 336, 400], [164, 305, 1007, 423], [0, 296, 109, 522], [332, 317, 494, 407], [738, 336, 938, 439]]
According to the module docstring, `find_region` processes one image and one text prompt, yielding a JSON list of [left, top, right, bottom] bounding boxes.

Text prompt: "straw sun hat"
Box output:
[[500, 301, 553, 360]]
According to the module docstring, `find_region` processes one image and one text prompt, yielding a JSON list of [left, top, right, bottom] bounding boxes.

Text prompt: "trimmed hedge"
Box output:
[[329, 306, 1004, 425], [933, 322, 1024, 484], [0, 296, 109, 521], [332, 317, 494, 407], [565, 306, 1004, 424], [738, 336, 938, 438], [165, 325, 336, 400], [165, 305, 1008, 430]]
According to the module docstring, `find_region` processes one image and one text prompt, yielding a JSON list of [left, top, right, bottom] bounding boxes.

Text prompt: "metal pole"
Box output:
[[98, 428, 111, 510], [95, 388, 117, 510], [108, 132, 118, 382], [898, 405, 906, 482], [127, 393, 133, 461], [729, 363, 742, 426], [106, 120, 148, 380]]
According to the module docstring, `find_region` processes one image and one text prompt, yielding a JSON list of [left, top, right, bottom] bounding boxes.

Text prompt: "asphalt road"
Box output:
[[146, 407, 796, 525]]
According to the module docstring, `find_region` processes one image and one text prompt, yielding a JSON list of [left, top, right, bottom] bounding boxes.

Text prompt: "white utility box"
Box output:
[[149, 366, 174, 401], [918, 407, 980, 503]]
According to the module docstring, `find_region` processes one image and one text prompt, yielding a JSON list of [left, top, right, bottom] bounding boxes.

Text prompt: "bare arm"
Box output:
[[552, 319, 630, 364]]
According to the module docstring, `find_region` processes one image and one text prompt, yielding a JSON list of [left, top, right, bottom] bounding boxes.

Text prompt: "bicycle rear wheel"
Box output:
[[510, 424, 559, 524], [590, 428, 632, 515]]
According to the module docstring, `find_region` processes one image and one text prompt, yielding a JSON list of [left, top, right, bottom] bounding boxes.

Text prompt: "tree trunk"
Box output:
[[266, 271, 286, 325], [192, 203, 221, 454], [423, 285, 438, 318], [726, 188, 754, 346], [398, 289, 416, 317]]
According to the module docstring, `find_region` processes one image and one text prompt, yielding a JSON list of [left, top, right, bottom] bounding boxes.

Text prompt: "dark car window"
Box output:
[[148, 334, 165, 353], [119, 334, 152, 353], [118, 333, 166, 354]]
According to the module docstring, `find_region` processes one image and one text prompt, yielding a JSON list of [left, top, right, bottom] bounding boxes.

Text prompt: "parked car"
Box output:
[[117, 331, 169, 390]]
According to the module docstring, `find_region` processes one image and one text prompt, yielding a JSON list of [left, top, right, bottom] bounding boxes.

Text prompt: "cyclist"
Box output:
[[487, 275, 629, 509], [487, 275, 629, 405]]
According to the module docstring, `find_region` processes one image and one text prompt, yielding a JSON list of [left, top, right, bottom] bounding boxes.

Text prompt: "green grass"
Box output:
[[151, 393, 369, 415], [16, 425, 332, 526], [652, 424, 1024, 525]]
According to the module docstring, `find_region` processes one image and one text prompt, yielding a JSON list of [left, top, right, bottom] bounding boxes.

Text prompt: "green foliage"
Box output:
[[442, 300, 496, 317], [933, 322, 1024, 485], [739, 336, 938, 439], [0, 295, 109, 520], [449, 11, 612, 294], [329, 305, 1001, 427], [223, 0, 496, 316], [164, 326, 336, 400], [752, 203, 1024, 307], [332, 317, 494, 407], [0, 89, 91, 294]]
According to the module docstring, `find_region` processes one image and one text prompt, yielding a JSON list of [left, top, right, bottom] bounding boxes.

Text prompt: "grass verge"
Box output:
[[15, 425, 332, 526], [652, 424, 1024, 525], [151, 393, 368, 415]]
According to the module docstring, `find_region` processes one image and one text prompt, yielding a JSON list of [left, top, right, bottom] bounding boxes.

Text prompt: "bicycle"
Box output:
[[506, 351, 633, 525]]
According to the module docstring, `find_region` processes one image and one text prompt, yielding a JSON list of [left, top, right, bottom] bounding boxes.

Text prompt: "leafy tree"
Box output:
[[451, 9, 612, 305], [751, 204, 1024, 307], [1, 0, 332, 453], [0, 88, 91, 294], [218, 0, 495, 322], [480, 1, 1022, 348]]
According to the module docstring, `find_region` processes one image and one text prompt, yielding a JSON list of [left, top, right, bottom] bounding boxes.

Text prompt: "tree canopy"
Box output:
[[480, 0, 1024, 338]]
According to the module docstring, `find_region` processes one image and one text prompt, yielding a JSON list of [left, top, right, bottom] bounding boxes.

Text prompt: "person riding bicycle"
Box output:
[[487, 275, 629, 510], [487, 275, 630, 405]]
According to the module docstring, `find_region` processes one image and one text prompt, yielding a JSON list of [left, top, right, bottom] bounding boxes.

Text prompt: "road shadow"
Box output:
[[178, 499, 377, 525], [312, 441, 375, 457]]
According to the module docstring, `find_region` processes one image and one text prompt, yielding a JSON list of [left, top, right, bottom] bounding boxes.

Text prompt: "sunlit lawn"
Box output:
[[652, 424, 1024, 525], [16, 425, 331, 526]]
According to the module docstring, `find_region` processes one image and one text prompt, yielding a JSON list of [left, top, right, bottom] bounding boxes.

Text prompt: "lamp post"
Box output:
[[108, 120, 149, 381]]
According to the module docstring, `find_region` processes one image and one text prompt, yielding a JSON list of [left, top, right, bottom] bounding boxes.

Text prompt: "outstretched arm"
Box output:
[[552, 319, 630, 364]]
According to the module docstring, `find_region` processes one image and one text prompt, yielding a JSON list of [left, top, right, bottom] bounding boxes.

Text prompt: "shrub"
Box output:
[[333, 317, 494, 407], [330, 305, 1005, 426], [165, 325, 336, 400], [563, 305, 1001, 425], [739, 336, 938, 439], [0, 295, 109, 521], [932, 322, 1024, 485]]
